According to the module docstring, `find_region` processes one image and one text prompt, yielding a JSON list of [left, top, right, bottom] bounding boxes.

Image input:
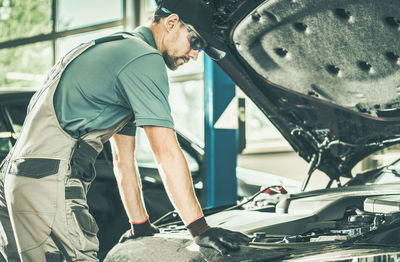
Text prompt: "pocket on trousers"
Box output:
[[69, 140, 98, 183], [8, 158, 60, 179], [72, 207, 99, 236], [70, 160, 96, 183], [66, 202, 99, 255]]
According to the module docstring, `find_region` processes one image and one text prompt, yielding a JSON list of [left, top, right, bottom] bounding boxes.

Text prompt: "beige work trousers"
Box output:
[[0, 157, 99, 261]]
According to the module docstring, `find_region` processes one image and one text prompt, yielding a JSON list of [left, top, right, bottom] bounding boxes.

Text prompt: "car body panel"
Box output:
[[104, 234, 400, 262], [105, 0, 400, 260], [105, 182, 400, 261], [208, 0, 400, 181]]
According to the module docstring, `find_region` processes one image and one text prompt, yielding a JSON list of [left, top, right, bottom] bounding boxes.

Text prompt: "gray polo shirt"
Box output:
[[53, 26, 174, 138]]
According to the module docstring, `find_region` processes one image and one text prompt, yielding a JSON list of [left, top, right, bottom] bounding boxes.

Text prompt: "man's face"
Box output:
[[162, 50, 189, 71], [162, 16, 204, 70]]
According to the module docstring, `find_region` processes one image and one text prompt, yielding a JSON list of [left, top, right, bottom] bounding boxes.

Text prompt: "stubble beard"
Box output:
[[162, 51, 188, 71]]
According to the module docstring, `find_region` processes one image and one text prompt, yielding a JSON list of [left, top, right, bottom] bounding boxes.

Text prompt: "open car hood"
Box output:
[[203, 0, 400, 182]]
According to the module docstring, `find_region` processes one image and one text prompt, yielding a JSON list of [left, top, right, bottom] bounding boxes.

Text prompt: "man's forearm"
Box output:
[[114, 162, 149, 223], [157, 147, 203, 225], [110, 134, 148, 223], [144, 126, 203, 225]]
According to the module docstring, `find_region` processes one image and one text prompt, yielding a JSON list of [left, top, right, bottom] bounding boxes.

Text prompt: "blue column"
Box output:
[[204, 56, 237, 208]]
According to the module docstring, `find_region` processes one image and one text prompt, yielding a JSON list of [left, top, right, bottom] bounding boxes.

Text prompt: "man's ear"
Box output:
[[164, 14, 180, 32]]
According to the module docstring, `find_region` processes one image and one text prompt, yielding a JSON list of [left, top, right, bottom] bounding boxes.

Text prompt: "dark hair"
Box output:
[[152, 16, 162, 23], [152, 7, 170, 24]]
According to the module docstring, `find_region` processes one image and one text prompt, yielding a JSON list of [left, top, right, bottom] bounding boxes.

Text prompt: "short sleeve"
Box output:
[[117, 120, 136, 136], [116, 53, 174, 130]]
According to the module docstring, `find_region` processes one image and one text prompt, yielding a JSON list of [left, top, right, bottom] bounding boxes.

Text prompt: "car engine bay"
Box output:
[[105, 184, 400, 262], [156, 184, 400, 247]]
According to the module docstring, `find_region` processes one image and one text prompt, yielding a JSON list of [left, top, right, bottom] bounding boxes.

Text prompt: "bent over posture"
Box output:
[[0, 0, 249, 261]]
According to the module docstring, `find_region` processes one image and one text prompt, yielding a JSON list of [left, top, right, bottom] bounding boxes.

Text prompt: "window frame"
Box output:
[[0, 0, 129, 65]]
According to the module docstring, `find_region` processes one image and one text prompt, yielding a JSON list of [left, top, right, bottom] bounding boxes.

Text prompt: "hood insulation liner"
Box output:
[[233, 0, 400, 117]]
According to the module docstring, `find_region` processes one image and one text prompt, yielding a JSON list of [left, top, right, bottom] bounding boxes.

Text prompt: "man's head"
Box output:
[[150, 0, 226, 70], [151, 9, 205, 70]]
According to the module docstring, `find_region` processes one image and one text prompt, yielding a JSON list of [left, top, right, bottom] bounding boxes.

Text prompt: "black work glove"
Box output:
[[187, 216, 251, 255], [119, 217, 159, 243]]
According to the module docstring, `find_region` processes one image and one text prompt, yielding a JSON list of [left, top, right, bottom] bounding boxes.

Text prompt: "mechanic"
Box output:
[[0, 0, 250, 261]]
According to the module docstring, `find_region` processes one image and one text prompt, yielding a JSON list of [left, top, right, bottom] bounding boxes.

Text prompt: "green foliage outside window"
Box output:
[[0, 0, 52, 42], [0, 42, 52, 88], [0, 0, 52, 88]]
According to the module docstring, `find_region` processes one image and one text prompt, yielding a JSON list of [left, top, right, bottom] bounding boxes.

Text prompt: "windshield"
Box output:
[[373, 160, 400, 184], [346, 158, 400, 187]]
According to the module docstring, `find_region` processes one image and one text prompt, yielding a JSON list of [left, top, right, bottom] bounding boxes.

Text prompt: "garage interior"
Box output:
[[1, 0, 400, 261], [1, 0, 398, 201]]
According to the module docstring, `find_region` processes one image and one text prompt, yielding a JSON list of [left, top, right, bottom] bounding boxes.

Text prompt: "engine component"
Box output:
[[364, 195, 400, 213]]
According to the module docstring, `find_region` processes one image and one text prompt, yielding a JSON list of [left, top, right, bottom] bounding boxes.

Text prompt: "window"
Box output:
[[56, 0, 123, 31], [0, 0, 128, 88], [167, 54, 205, 140], [0, 41, 52, 88], [144, 0, 156, 12], [56, 26, 123, 60], [0, 0, 52, 42], [170, 79, 204, 141], [141, 0, 156, 24]]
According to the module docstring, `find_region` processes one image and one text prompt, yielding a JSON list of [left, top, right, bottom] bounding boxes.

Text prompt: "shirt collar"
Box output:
[[132, 26, 157, 50]]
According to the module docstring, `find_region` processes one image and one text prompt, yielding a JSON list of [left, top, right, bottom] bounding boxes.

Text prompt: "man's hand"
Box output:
[[119, 218, 159, 243], [143, 126, 251, 254], [195, 228, 251, 255], [187, 216, 251, 255]]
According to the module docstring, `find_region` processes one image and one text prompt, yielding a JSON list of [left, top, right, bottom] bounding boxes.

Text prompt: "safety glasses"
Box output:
[[159, 7, 206, 52], [180, 20, 206, 52]]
